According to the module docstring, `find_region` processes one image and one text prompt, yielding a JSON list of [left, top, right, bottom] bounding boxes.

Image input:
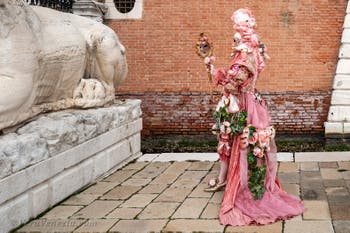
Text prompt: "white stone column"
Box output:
[[325, 1, 350, 140]]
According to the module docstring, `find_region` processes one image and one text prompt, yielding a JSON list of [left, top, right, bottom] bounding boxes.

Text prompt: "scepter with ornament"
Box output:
[[195, 32, 216, 101]]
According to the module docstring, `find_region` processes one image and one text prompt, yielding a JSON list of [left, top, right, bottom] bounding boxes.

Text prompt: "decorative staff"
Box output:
[[195, 32, 216, 101]]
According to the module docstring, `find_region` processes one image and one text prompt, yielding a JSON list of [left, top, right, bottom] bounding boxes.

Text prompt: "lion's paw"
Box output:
[[73, 79, 111, 108]]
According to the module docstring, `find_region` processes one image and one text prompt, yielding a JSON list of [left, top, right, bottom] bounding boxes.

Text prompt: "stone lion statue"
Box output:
[[0, 0, 127, 130]]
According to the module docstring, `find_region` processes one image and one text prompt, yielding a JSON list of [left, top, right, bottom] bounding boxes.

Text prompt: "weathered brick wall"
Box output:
[[110, 0, 347, 135], [117, 91, 330, 135]]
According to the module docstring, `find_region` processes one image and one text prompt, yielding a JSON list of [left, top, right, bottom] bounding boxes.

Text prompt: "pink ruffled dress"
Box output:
[[215, 8, 304, 226], [219, 92, 304, 225]]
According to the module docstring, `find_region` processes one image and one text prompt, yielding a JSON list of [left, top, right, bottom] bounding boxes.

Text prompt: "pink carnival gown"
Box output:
[[214, 8, 304, 226], [218, 91, 304, 225]]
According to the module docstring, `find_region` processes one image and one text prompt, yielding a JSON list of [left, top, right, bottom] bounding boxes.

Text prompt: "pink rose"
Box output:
[[210, 56, 216, 63], [259, 138, 270, 148], [220, 121, 231, 135], [253, 146, 264, 158], [204, 57, 210, 64], [248, 132, 258, 145], [223, 121, 230, 127], [258, 130, 270, 141]]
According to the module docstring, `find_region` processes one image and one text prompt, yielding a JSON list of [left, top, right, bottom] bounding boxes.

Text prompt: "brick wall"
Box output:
[[109, 0, 347, 135], [117, 91, 330, 135]]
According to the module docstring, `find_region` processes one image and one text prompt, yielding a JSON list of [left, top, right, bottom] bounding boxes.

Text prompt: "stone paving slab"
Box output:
[[73, 219, 118, 233], [106, 207, 142, 219], [120, 193, 157, 208], [42, 205, 84, 219], [279, 162, 300, 173], [300, 162, 319, 171], [163, 219, 224, 232], [17, 153, 350, 233], [122, 178, 152, 187], [123, 161, 149, 170], [188, 161, 214, 170], [320, 162, 339, 169], [109, 219, 168, 233], [280, 183, 300, 196], [101, 185, 141, 200], [303, 200, 331, 220], [137, 202, 180, 219], [154, 186, 193, 203], [330, 205, 350, 220], [172, 198, 209, 219], [138, 183, 168, 194], [62, 193, 100, 206], [333, 221, 350, 233], [17, 219, 86, 233], [102, 169, 138, 183], [79, 181, 118, 196], [225, 221, 282, 233], [72, 200, 122, 219], [284, 220, 335, 233], [200, 203, 221, 219]]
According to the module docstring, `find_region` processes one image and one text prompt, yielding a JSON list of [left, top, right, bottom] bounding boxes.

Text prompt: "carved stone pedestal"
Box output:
[[0, 100, 142, 232]]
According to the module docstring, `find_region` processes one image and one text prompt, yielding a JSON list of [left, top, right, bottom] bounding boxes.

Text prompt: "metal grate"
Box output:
[[114, 0, 135, 13], [26, 0, 74, 12]]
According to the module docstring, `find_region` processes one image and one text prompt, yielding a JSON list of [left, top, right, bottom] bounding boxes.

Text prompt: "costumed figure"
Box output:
[[196, 8, 304, 225]]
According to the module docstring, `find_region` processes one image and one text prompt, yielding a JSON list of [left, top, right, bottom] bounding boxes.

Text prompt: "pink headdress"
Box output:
[[231, 8, 258, 47], [231, 8, 256, 30]]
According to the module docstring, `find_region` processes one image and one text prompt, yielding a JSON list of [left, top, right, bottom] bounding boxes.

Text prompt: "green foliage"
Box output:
[[214, 108, 266, 200], [247, 129, 267, 200], [213, 107, 247, 136]]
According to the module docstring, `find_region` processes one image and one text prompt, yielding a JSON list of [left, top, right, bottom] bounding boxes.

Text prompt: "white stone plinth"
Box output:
[[0, 99, 142, 233]]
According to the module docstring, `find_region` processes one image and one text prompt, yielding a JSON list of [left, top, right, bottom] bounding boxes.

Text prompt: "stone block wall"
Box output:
[[0, 100, 142, 232], [109, 0, 347, 135], [325, 1, 350, 143]]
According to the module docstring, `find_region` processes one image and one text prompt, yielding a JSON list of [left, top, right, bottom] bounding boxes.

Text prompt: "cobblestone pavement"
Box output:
[[17, 153, 350, 233]]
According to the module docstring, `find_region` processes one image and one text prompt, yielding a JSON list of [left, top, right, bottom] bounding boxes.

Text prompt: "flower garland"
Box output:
[[213, 107, 247, 137], [241, 125, 276, 199], [213, 104, 276, 199]]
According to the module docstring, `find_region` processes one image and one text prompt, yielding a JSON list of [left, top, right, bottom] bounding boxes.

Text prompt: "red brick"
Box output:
[[110, 0, 346, 135]]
